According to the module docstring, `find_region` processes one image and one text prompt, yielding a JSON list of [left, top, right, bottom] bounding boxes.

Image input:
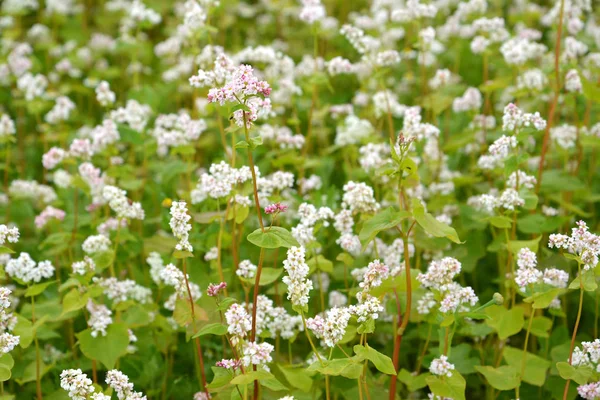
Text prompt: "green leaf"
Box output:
[[25, 281, 55, 297], [0, 247, 14, 255], [77, 323, 130, 369], [426, 372, 466, 400], [412, 199, 462, 243], [523, 288, 565, 309], [0, 365, 10, 382], [569, 271, 598, 291], [358, 207, 411, 248], [488, 216, 512, 229], [278, 366, 313, 392], [485, 305, 524, 340], [503, 346, 550, 386], [398, 369, 430, 392], [191, 323, 227, 338], [230, 370, 273, 385], [307, 358, 363, 379], [12, 316, 33, 348], [581, 73, 600, 103], [247, 227, 299, 249], [556, 362, 594, 385], [307, 255, 333, 273], [207, 367, 232, 389], [61, 289, 90, 315], [172, 250, 194, 259], [527, 316, 552, 338], [474, 365, 519, 391], [353, 344, 396, 375]]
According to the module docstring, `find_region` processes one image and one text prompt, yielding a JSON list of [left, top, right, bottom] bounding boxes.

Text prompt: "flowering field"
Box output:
[[0, 0, 600, 399]]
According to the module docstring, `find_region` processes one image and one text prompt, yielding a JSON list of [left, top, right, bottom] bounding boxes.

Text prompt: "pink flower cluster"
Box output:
[[207, 65, 271, 105], [207, 282, 227, 297], [216, 358, 242, 370], [264, 202, 288, 215], [35, 206, 66, 229]]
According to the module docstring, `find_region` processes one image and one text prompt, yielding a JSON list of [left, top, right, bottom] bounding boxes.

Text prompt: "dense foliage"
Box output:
[[0, 0, 600, 399]]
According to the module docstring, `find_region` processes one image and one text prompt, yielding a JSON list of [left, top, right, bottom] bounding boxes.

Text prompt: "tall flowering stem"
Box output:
[[536, 0, 565, 193], [563, 262, 584, 400]]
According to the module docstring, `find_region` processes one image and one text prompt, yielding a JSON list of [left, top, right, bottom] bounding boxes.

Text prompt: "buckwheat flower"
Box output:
[[216, 359, 242, 370], [71, 256, 96, 276], [42, 147, 67, 170], [52, 169, 73, 188], [0, 333, 19, 355], [517, 248, 537, 269], [328, 290, 348, 307], [0, 225, 19, 245], [501, 103, 546, 132], [60, 369, 94, 400], [17, 73, 47, 100], [265, 203, 288, 215], [515, 248, 542, 289], [204, 247, 218, 261], [542, 205, 559, 217], [307, 307, 351, 347], [516, 69, 548, 91], [169, 201, 193, 252], [86, 300, 112, 337], [498, 188, 524, 210], [96, 81, 116, 106], [278, 396, 295, 400], [69, 139, 94, 159], [103, 185, 145, 220], [299, 0, 326, 24], [34, 206, 66, 229], [110, 100, 152, 132], [151, 113, 206, 156], [82, 235, 111, 254], [96, 278, 152, 304], [572, 346, 591, 367], [242, 341, 274, 367], [326, 56, 353, 76], [578, 381, 600, 400], [430, 355, 455, 377], [359, 260, 389, 292], [0, 115, 15, 138], [470, 36, 490, 54], [350, 294, 383, 323], [106, 370, 139, 399], [439, 285, 478, 313], [500, 38, 547, 66], [9, 179, 58, 204], [418, 257, 462, 289], [548, 221, 600, 271], [507, 170, 537, 189], [237, 260, 257, 279], [341, 181, 379, 214], [452, 87, 482, 113], [335, 115, 374, 146], [417, 292, 437, 315], [207, 282, 227, 297], [225, 303, 251, 344], [550, 124, 578, 149], [282, 272, 313, 306], [91, 394, 111, 400], [6, 253, 54, 283], [429, 69, 454, 90], [45, 96, 75, 124]]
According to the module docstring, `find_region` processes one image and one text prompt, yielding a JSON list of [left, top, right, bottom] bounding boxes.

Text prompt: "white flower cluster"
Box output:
[[500, 37, 547, 65], [95, 80, 115, 106], [282, 246, 313, 307], [0, 114, 15, 138], [417, 258, 478, 314], [335, 115, 374, 147], [291, 203, 334, 246], [71, 256, 96, 275], [467, 188, 525, 212], [82, 235, 112, 254], [258, 125, 305, 150], [477, 135, 517, 170], [307, 307, 352, 348], [225, 303, 251, 345], [106, 369, 146, 400], [9, 179, 57, 204], [45, 96, 75, 124], [299, 0, 326, 25], [95, 277, 152, 304], [60, 369, 95, 400], [0, 224, 19, 245], [452, 87, 482, 113], [341, 181, 379, 214], [550, 124, 578, 149], [86, 300, 112, 337], [6, 253, 54, 283], [110, 100, 152, 132], [242, 341, 274, 367], [249, 295, 303, 339], [151, 113, 207, 156], [501, 103, 546, 132], [549, 221, 600, 271], [169, 201, 193, 252], [236, 259, 257, 279], [157, 264, 202, 311], [102, 185, 145, 220], [430, 355, 455, 377], [191, 161, 252, 203], [0, 288, 19, 355], [516, 68, 547, 91]]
